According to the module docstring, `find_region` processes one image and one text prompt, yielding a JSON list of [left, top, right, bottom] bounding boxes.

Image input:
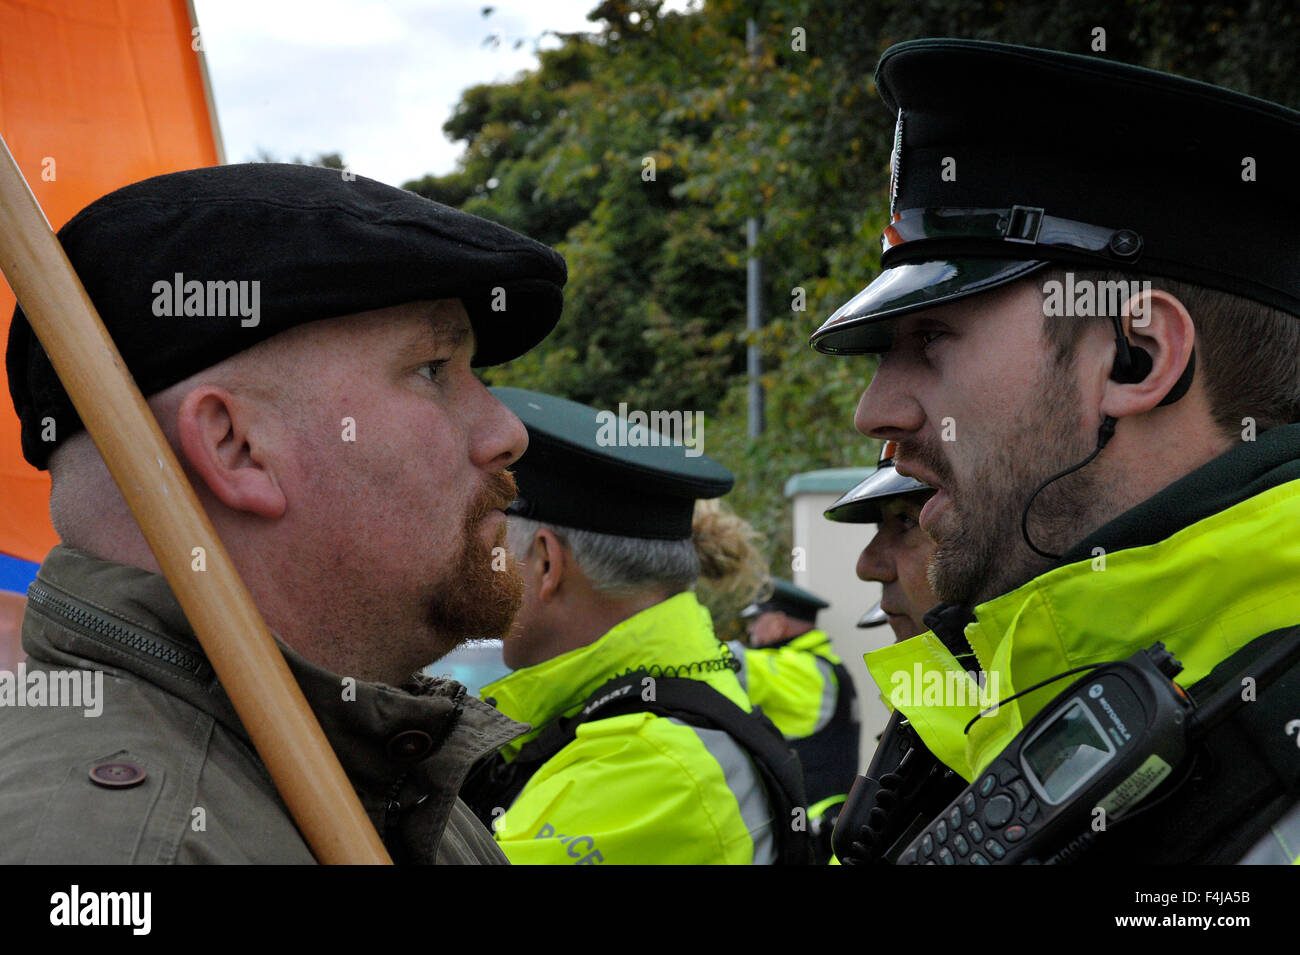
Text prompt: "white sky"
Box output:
[[192, 1, 632, 186]]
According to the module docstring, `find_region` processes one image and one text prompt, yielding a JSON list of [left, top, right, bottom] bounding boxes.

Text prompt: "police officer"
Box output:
[[814, 39, 1300, 864], [465, 388, 811, 864], [736, 578, 861, 862], [825, 440, 940, 643]]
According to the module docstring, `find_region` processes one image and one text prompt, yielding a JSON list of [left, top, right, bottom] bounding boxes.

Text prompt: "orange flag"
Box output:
[[0, 0, 222, 572]]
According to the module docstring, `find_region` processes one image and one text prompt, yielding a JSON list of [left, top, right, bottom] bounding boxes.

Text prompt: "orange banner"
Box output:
[[0, 0, 221, 562]]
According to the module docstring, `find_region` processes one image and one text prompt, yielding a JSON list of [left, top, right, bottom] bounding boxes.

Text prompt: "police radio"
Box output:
[[897, 643, 1193, 865]]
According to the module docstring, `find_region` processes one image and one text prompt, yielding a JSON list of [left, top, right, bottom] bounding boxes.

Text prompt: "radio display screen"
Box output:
[[1023, 699, 1114, 803]]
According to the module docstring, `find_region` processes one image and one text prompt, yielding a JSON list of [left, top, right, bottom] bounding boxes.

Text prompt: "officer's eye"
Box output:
[[884, 511, 918, 532], [417, 360, 448, 382], [916, 329, 946, 349]]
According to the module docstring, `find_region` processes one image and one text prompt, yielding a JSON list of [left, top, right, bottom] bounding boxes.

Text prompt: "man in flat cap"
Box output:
[[462, 388, 810, 864], [815, 40, 1300, 865], [0, 163, 566, 863], [825, 441, 942, 644], [735, 578, 860, 862]]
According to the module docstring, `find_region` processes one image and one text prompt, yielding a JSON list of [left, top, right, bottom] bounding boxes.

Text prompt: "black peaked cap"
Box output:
[[7, 163, 567, 469], [825, 440, 931, 524], [811, 39, 1300, 355], [858, 601, 889, 629], [493, 387, 733, 541], [740, 578, 830, 624]]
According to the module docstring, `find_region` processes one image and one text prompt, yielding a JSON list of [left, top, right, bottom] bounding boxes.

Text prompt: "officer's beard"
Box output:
[[910, 360, 1116, 609], [426, 470, 524, 646]]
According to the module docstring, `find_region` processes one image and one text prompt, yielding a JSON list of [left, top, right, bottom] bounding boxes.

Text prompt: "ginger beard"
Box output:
[[426, 469, 524, 645], [905, 354, 1111, 608]]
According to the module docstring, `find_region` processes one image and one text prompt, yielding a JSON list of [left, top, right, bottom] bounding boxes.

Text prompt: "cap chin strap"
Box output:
[[883, 205, 1144, 265]]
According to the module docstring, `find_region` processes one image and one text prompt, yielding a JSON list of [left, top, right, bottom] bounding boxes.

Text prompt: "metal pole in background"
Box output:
[[745, 17, 765, 439]]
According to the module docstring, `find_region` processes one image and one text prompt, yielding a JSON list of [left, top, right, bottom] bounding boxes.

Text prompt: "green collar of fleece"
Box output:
[[864, 425, 1300, 782], [482, 591, 746, 759]]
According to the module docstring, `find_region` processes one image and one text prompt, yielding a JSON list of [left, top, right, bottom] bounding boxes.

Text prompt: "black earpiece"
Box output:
[[1108, 315, 1195, 407]]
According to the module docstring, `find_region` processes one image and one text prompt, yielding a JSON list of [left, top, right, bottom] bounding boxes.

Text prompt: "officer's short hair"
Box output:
[[506, 516, 698, 598], [1038, 268, 1300, 436]]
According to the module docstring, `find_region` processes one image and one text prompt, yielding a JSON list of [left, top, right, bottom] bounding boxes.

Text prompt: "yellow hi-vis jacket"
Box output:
[[863, 427, 1300, 863], [734, 630, 860, 816], [480, 592, 777, 864]]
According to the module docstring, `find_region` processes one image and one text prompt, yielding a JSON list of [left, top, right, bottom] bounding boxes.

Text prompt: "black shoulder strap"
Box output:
[[463, 672, 814, 864]]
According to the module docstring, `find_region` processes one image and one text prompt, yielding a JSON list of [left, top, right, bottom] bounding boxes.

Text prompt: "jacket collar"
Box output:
[[865, 425, 1300, 781], [1060, 422, 1300, 564], [23, 545, 526, 843], [920, 603, 976, 662], [481, 591, 743, 757]]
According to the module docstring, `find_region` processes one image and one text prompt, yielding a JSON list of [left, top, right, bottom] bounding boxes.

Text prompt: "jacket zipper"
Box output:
[[26, 582, 208, 676]]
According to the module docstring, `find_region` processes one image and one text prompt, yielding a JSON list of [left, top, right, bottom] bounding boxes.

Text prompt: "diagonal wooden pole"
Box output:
[[0, 135, 391, 864]]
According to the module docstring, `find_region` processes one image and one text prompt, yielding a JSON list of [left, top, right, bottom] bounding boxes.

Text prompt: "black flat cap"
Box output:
[[824, 440, 931, 524], [811, 39, 1300, 355], [740, 578, 829, 624], [7, 163, 567, 469], [492, 387, 733, 541]]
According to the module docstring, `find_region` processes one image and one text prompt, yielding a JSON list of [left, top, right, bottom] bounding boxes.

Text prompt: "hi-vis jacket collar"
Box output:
[[483, 592, 748, 759], [864, 425, 1300, 781]]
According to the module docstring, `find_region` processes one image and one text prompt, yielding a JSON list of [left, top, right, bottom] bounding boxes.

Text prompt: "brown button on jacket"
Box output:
[[0, 545, 526, 864]]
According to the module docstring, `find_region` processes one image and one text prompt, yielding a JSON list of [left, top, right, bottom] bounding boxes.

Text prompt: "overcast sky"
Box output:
[[192, 1, 640, 187]]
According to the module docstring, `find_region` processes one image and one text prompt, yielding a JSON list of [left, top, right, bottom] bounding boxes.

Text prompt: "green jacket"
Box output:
[[734, 630, 860, 812], [480, 592, 777, 864], [0, 545, 525, 864], [863, 424, 1300, 863]]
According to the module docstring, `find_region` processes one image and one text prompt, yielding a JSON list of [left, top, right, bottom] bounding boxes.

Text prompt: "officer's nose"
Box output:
[[854, 353, 925, 441], [857, 532, 896, 585]]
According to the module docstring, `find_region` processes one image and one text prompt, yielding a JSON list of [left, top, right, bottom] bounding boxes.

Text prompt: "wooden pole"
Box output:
[[0, 135, 391, 864]]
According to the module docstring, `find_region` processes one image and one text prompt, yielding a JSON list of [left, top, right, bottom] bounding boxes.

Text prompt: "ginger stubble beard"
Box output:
[[426, 469, 524, 647]]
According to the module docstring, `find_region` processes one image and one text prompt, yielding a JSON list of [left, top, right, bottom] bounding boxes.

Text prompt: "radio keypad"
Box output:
[[983, 794, 1015, 828], [901, 758, 1046, 864]]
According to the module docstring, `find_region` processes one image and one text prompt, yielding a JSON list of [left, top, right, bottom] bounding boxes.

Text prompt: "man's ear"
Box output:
[[175, 385, 286, 518], [1100, 289, 1196, 418], [533, 528, 568, 603]]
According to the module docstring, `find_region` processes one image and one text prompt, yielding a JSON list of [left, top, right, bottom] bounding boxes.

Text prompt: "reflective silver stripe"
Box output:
[[1238, 799, 1300, 865], [728, 641, 749, 693], [669, 718, 776, 864], [811, 656, 838, 733]]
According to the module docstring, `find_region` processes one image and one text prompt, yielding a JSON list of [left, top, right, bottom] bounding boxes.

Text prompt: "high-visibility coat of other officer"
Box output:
[[465, 388, 810, 864], [734, 578, 860, 862]]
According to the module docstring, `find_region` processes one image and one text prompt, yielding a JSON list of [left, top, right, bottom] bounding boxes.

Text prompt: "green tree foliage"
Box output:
[[404, 0, 1299, 574], [249, 148, 348, 169]]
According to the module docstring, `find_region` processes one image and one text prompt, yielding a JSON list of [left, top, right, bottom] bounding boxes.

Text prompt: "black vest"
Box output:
[[790, 655, 861, 806]]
